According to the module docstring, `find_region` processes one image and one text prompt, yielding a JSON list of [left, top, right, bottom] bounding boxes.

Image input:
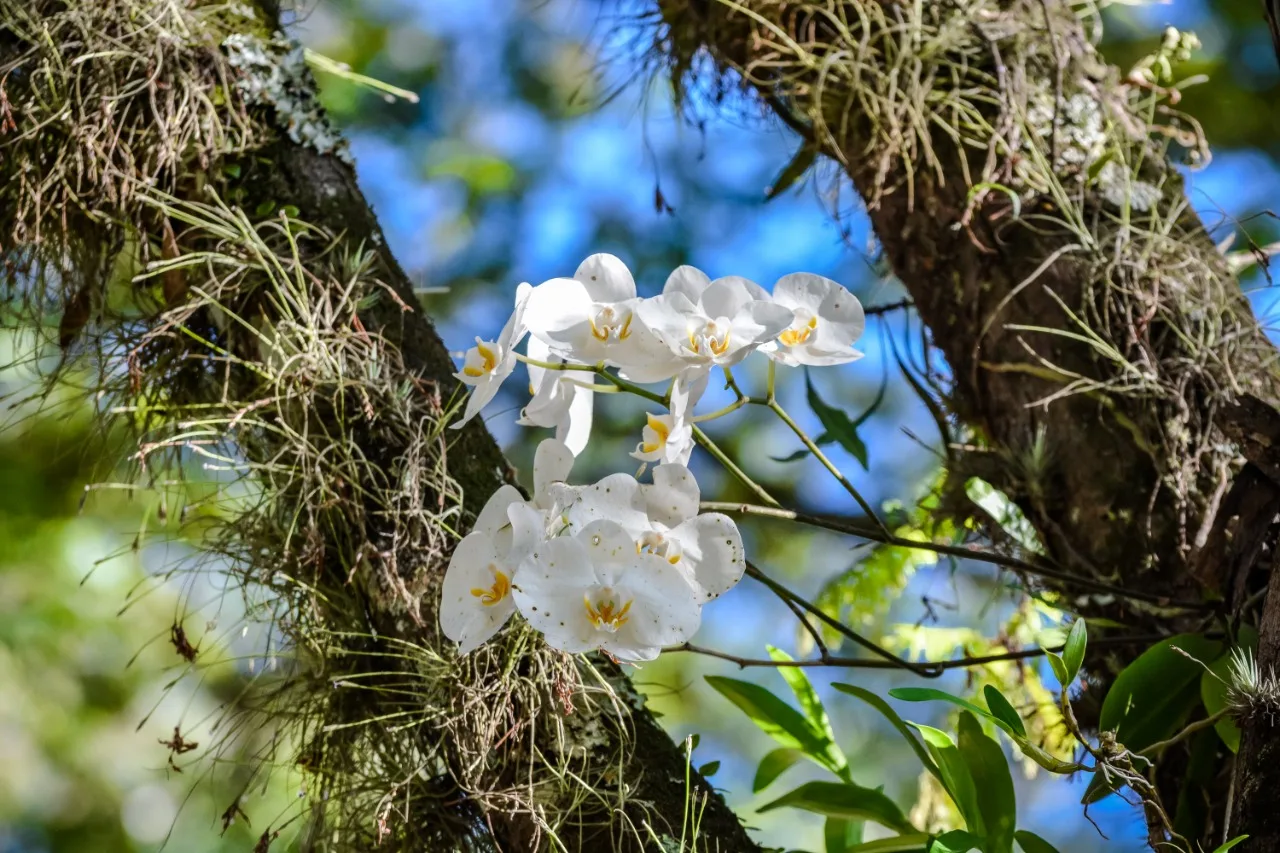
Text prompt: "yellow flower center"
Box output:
[[462, 340, 499, 377], [779, 316, 818, 347], [688, 322, 731, 357], [584, 593, 633, 632], [470, 566, 510, 606], [589, 306, 633, 342], [640, 412, 670, 454]]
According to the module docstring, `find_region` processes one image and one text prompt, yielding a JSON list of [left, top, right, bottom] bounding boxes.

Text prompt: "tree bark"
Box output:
[[655, 0, 1280, 847], [0, 1, 758, 851]]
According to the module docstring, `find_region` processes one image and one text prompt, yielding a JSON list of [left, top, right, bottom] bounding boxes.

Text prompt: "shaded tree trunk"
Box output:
[[655, 0, 1280, 847]]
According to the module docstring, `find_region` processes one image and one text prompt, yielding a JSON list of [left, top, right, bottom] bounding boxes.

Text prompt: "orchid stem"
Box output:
[[690, 425, 781, 508]]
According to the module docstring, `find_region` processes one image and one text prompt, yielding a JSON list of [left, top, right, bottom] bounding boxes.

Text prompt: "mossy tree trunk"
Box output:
[[655, 0, 1280, 848], [0, 1, 756, 851]]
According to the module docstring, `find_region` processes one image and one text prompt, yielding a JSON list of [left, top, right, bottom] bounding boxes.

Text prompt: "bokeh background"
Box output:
[[3, 0, 1279, 851]]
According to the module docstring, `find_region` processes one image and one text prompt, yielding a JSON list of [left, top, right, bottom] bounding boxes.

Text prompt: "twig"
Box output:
[[703, 501, 1214, 611], [667, 633, 1174, 673]]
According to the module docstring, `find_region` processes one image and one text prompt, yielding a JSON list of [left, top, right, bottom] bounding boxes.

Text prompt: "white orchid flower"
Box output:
[[511, 519, 701, 662], [762, 273, 866, 367], [524, 254, 679, 382], [452, 282, 533, 429], [518, 336, 596, 455], [637, 266, 792, 410], [439, 483, 530, 654], [630, 409, 694, 467], [554, 464, 745, 603]]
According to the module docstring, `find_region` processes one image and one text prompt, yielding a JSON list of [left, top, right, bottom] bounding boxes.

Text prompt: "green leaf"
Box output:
[[697, 760, 720, 777], [983, 685, 1027, 738], [766, 143, 818, 200], [825, 817, 864, 853], [1202, 627, 1257, 754], [1099, 633, 1224, 751], [889, 687, 1011, 734], [771, 448, 812, 463], [1210, 837, 1248, 853], [910, 724, 982, 835], [1046, 652, 1070, 687], [758, 782, 915, 834], [706, 676, 833, 768], [1014, 829, 1063, 853], [769, 645, 843, 766], [1062, 619, 1088, 685], [833, 683, 942, 781], [805, 370, 870, 469], [957, 712, 1017, 853], [847, 836, 931, 853], [753, 747, 806, 792], [930, 829, 982, 853]]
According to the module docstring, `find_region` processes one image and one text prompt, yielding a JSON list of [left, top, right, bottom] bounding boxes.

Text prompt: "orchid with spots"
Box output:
[[442, 253, 871, 662]]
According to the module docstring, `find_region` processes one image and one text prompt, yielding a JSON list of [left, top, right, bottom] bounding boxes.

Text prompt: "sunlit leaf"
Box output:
[[833, 683, 942, 781], [983, 685, 1027, 738], [1062, 619, 1088, 686], [758, 781, 915, 834], [1210, 836, 1249, 852], [910, 723, 982, 835], [706, 676, 837, 770]]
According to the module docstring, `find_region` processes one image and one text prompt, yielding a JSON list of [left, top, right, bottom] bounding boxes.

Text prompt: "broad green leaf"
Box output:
[[1201, 627, 1257, 754], [1211, 836, 1248, 852], [697, 760, 720, 777], [1099, 633, 1223, 751], [1046, 652, 1070, 687], [758, 781, 915, 834], [833, 683, 942, 781], [769, 646, 845, 771], [957, 712, 1017, 853], [753, 747, 806, 793], [930, 829, 982, 853], [847, 836, 931, 853], [1014, 829, 1063, 853], [766, 143, 818, 200], [910, 723, 982, 835], [825, 817, 864, 853], [890, 687, 1012, 735], [984, 685, 1027, 738], [805, 370, 870, 469], [706, 676, 832, 766], [1062, 619, 1088, 685]]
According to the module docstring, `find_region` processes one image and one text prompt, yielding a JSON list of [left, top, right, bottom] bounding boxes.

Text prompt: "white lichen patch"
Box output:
[[1097, 160, 1162, 213], [223, 32, 353, 163], [1026, 91, 1107, 174]]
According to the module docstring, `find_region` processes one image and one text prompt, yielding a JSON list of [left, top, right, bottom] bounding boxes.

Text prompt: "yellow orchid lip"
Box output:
[[462, 340, 499, 377], [779, 316, 818, 347], [470, 567, 510, 606], [640, 412, 670, 453], [584, 593, 633, 631], [589, 307, 633, 342]]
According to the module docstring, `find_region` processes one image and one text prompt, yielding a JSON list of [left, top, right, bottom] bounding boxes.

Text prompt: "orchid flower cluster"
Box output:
[[440, 254, 866, 661]]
